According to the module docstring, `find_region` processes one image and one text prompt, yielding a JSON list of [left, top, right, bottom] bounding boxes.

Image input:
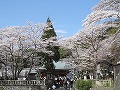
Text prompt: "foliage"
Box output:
[[81, 0, 120, 68], [110, 42, 120, 64], [41, 18, 60, 70], [80, 42, 90, 49], [106, 27, 118, 36], [59, 0, 120, 74], [59, 47, 72, 59], [0, 22, 55, 79], [37, 51, 55, 69], [76, 80, 92, 90], [41, 17, 57, 40], [41, 29, 57, 40]]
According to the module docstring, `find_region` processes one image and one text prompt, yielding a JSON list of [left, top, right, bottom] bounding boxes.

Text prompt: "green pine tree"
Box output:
[[41, 17, 57, 40], [41, 18, 60, 70]]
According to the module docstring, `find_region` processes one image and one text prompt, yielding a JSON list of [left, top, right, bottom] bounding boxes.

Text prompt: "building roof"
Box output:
[[54, 61, 72, 69], [20, 61, 72, 76]]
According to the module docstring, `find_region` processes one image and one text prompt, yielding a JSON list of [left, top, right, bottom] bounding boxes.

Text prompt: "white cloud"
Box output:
[[55, 30, 67, 34]]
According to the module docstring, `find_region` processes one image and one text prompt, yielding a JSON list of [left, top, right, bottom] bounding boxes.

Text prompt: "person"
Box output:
[[52, 84, 56, 90], [69, 78, 74, 89], [46, 79, 53, 90], [54, 77, 58, 88], [23, 77, 26, 80], [64, 77, 68, 90], [59, 77, 64, 87]]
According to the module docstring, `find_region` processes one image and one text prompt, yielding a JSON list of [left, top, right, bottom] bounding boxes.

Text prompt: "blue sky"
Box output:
[[0, 0, 100, 37]]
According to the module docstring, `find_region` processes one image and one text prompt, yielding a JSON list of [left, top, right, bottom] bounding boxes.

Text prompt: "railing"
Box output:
[[0, 80, 44, 86], [93, 79, 113, 87]]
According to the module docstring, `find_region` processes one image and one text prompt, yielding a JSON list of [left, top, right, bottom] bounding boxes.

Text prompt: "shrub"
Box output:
[[76, 79, 92, 90]]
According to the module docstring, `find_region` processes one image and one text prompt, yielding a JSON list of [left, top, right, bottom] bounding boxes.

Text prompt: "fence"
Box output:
[[93, 79, 113, 87], [0, 80, 46, 90], [0, 80, 44, 86]]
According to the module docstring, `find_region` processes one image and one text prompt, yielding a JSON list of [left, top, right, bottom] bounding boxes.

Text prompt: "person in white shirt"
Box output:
[[52, 84, 56, 90]]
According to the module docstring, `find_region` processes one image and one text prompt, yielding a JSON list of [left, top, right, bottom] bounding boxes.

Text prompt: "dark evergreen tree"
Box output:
[[41, 18, 60, 70], [41, 18, 57, 40]]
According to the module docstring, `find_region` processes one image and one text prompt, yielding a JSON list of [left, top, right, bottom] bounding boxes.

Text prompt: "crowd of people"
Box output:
[[46, 76, 74, 90]]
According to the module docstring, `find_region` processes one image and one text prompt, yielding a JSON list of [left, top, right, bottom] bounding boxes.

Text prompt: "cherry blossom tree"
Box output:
[[0, 22, 59, 79], [83, 0, 120, 29], [59, 0, 120, 79], [82, 0, 120, 62], [81, 0, 120, 79]]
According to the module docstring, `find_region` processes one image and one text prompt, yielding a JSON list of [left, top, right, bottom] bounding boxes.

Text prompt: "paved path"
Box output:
[[91, 87, 113, 90], [55, 87, 76, 90]]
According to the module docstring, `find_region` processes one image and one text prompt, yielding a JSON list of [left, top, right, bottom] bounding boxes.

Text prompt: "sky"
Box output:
[[0, 0, 100, 37]]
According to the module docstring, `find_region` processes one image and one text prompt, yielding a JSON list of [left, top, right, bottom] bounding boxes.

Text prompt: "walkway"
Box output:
[[91, 87, 113, 90], [55, 86, 76, 90]]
